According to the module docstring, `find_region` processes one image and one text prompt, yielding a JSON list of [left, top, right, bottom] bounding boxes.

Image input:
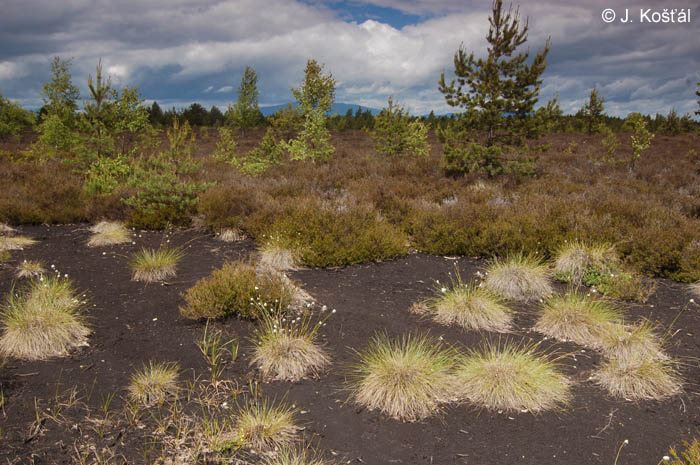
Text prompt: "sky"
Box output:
[[1, 0, 698, 117]]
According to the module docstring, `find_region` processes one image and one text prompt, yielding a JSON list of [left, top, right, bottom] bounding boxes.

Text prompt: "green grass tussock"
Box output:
[[534, 293, 623, 348], [130, 246, 184, 282], [235, 397, 300, 452], [0, 235, 37, 252], [87, 221, 131, 247], [127, 360, 180, 407], [347, 332, 458, 422], [667, 436, 700, 465], [180, 261, 292, 320], [0, 276, 90, 360], [484, 254, 553, 302], [453, 341, 571, 413], [425, 279, 513, 333]]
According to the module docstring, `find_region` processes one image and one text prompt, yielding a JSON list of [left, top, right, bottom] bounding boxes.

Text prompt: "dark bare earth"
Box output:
[[1, 225, 699, 464]]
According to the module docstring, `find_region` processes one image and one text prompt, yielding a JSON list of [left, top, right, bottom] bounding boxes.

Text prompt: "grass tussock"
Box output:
[[130, 246, 184, 282], [534, 293, 623, 348], [0, 276, 90, 360], [235, 398, 300, 452], [251, 305, 332, 382], [553, 240, 618, 285], [217, 228, 246, 242], [0, 235, 37, 252], [484, 254, 553, 302], [258, 237, 300, 272], [0, 223, 17, 236], [87, 221, 131, 247], [348, 332, 458, 422], [179, 261, 292, 320], [262, 446, 336, 465], [592, 355, 682, 401], [425, 278, 513, 333], [690, 281, 700, 299], [599, 320, 668, 365], [127, 361, 180, 407], [668, 436, 700, 465], [453, 341, 571, 413], [16, 260, 45, 278]]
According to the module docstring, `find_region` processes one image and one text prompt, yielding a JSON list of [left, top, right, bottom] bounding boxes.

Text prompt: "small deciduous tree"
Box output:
[[37, 57, 80, 156], [438, 0, 550, 147], [582, 88, 605, 135], [228, 66, 264, 134], [283, 59, 336, 161], [0, 90, 36, 140], [371, 96, 429, 157], [626, 113, 654, 171]]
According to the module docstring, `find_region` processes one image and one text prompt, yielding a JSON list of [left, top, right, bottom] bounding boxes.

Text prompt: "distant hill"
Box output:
[[259, 102, 380, 117]]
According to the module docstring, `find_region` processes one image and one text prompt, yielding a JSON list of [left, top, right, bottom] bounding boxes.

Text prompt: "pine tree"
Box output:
[[438, 0, 550, 146], [371, 96, 429, 157], [228, 66, 263, 134], [582, 88, 605, 135], [41, 56, 80, 126]]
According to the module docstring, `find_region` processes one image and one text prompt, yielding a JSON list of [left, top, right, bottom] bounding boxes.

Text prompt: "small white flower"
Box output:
[[321, 305, 328, 311], [332, 309, 336, 314], [691, 298, 695, 303], [624, 439, 629, 445], [663, 456, 670, 461], [441, 287, 447, 293]]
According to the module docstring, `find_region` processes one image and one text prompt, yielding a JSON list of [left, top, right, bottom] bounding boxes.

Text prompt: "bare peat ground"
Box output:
[[1, 225, 699, 465]]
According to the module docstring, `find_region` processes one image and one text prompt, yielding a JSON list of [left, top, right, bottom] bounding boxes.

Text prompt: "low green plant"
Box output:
[[179, 261, 292, 320], [127, 361, 180, 407], [251, 301, 332, 382], [0, 276, 90, 360], [483, 254, 553, 302], [424, 272, 513, 333], [87, 221, 130, 247], [129, 246, 184, 282], [453, 340, 571, 412], [238, 127, 284, 175], [582, 268, 656, 303], [534, 293, 623, 348], [235, 397, 300, 452], [197, 321, 239, 387], [348, 332, 458, 422], [668, 436, 700, 465]]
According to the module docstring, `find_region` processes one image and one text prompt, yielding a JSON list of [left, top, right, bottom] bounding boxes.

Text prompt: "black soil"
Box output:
[[1, 225, 699, 464]]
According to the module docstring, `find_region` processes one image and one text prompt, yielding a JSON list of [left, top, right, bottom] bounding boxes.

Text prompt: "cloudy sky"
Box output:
[[1, 0, 698, 117]]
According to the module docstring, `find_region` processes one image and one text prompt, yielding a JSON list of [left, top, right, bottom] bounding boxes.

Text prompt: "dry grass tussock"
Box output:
[[348, 332, 458, 422], [553, 240, 618, 285], [426, 280, 513, 333], [484, 254, 553, 302], [534, 293, 623, 348], [0, 223, 17, 236], [592, 355, 682, 401], [598, 320, 668, 366], [127, 361, 180, 407], [217, 227, 246, 242], [251, 304, 332, 382], [262, 446, 337, 465], [0, 276, 90, 360], [16, 259, 45, 278], [257, 240, 300, 272], [690, 281, 700, 299], [130, 247, 184, 282], [87, 221, 131, 247], [453, 341, 571, 413], [235, 397, 301, 452], [0, 235, 37, 252]]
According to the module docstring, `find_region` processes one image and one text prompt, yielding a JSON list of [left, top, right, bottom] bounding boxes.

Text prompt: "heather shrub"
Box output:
[[179, 261, 292, 320], [267, 201, 408, 267]]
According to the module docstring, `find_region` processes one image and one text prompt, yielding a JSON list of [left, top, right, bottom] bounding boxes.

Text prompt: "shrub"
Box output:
[[87, 221, 130, 247], [268, 202, 408, 267], [179, 261, 292, 320], [534, 293, 622, 348], [553, 241, 618, 286], [424, 276, 513, 333], [592, 355, 682, 401], [0, 276, 90, 360], [483, 254, 553, 302], [453, 341, 571, 412], [127, 361, 180, 407], [250, 303, 332, 382], [83, 154, 132, 197], [235, 397, 300, 452], [347, 332, 458, 422], [130, 246, 183, 282]]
